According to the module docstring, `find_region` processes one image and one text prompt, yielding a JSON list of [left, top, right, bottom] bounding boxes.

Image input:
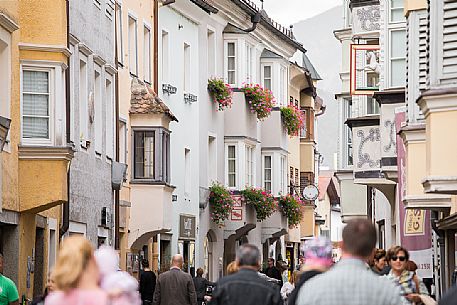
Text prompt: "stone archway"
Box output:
[[205, 230, 217, 281]]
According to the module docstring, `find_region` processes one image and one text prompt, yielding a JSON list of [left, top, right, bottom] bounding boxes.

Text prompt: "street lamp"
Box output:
[[0, 116, 11, 152]]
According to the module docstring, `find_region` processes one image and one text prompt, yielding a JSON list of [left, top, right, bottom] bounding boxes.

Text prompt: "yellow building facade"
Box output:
[[0, 0, 71, 300]]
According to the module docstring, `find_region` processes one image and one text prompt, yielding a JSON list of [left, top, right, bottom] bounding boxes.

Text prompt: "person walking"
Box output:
[[45, 236, 109, 305], [0, 254, 19, 305], [371, 249, 391, 275], [287, 237, 333, 305], [152, 254, 197, 305], [386, 246, 429, 305], [193, 268, 214, 305], [140, 259, 156, 305], [31, 274, 55, 305], [209, 244, 281, 305], [280, 271, 297, 304], [296, 219, 404, 305], [263, 258, 283, 286]]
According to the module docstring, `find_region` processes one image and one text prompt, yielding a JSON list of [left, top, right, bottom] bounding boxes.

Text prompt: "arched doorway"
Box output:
[[204, 230, 216, 281]]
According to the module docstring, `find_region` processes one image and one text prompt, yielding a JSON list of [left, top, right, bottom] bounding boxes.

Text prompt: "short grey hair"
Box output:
[[236, 244, 260, 267]]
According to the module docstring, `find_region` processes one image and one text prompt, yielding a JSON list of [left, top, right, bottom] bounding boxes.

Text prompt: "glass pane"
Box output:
[[264, 79, 271, 90], [265, 182, 271, 192], [391, 8, 404, 22], [264, 66, 271, 78], [391, 59, 406, 87], [227, 43, 235, 57], [228, 57, 235, 71], [391, 30, 406, 58], [228, 146, 235, 158], [228, 72, 235, 85], [229, 174, 235, 187], [265, 156, 271, 168], [23, 71, 49, 93], [23, 117, 49, 138], [391, 0, 403, 8], [228, 160, 235, 172], [265, 169, 271, 181], [23, 94, 49, 116], [144, 134, 155, 178]]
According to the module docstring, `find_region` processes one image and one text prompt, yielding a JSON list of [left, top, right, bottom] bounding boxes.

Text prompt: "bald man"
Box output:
[[153, 255, 197, 305]]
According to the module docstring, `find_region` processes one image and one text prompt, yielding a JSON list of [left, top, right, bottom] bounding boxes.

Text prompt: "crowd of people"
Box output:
[[3, 219, 457, 305]]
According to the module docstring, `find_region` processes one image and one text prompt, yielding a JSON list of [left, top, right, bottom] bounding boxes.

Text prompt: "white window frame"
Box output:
[[143, 22, 151, 83], [262, 64, 272, 91], [246, 43, 253, 82], [105, 72, 115, 159], [224, 40, 237, 86], [79, 54, 89, 146], [115, 2, 124, 66], [207, 28, 216, 78], [21, 65, 55, 146], [388, 29, 406, 88], [245, 144, 254, 187], [389, 0, 405, 24], [263, 155, 273, 192], [128, 13, 138, 76], [225, 143, 238, 189], [161, 29, 169, 83]]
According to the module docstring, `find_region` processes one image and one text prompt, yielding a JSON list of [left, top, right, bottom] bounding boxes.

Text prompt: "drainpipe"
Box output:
[[431, 211, 445, 298], [114, 1, 120, 250], [60, 0, 71, 238]]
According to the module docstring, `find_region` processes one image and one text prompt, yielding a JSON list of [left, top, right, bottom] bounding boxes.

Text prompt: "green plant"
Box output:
[[278, 194, 304, 227], [208, 183, 234, 225], [280, 105, 304, 136], [207, 78, 233, 111], [241, 187, 277, 221], [241, 83, 275, 120]]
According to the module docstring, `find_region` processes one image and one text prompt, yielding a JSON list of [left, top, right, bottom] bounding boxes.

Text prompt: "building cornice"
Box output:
[[422, 176, 457, 195], [69, 34, 80, 46], [345, 115, 380, 128], [334, 28, 353, 41], [373, 89, 405, 105], [399, 123, 426, 145], [93, 54, 107, 66], [417, 89, 457, 117], [78, 42, 93, 56], [105, 64, 117, 75], [0, 12, 19, 33], [403, 194, 452, 212], [18, 145, 74, 161], [18, 43, 71, 57]]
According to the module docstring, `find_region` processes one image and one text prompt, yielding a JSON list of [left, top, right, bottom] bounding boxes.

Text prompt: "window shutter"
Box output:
[[441, 0, 457, 79], [418, 13, 428, 90]]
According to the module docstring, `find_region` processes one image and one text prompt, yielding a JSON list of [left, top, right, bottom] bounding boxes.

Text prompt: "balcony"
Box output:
[[261, 108, 288, 151], [261, 209, 288, 243], [224, 90, 259, 141], [128, 183, 174, 250], [18, 146, 74, 213]]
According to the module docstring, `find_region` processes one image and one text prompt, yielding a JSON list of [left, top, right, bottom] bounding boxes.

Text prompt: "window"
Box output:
[[390, 0, 405, 23], [300, 108, 314, 140], [184, 43, 190, 91], [264, 156, 272, 192], [344, 98, 353, 166], [162, 131, 170, 183], [246, 44, 253, 82], [280, 66, 286, 106], [22, 69, 51, 140], [94, 67, 102, 153], [245, 145, 254, 186], [105, 76, 114, 158], [289, 166, 294, 194], [280, 155, 286, 194], [185, 148, 191, 195], [119, 120, 127, 164], [143, 25, 151, 83], [115, 3, 123, 65], [366, 96, 379, 114], [389, 30, 406, 88], [295, 168, 299, 189], [161, 30, 169, 82], [134, 131, 155, 179], [128, 15, 138, 76], [208, 136, 217, 184], [226, 42, 236, 85], [207, 29, 215, 77], [378, 220, 386, 249], [300, 109, 307, 138], [79, 58, 88, 143], [263, 65, 272, 91], [227, 145, 237, 188]]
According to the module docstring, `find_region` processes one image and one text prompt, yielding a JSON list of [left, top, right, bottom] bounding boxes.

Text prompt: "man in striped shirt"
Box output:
[[296, 219, 403, 305]]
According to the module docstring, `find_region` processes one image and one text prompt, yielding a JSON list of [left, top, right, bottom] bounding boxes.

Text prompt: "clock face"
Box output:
[[303, 185, 319, 201]]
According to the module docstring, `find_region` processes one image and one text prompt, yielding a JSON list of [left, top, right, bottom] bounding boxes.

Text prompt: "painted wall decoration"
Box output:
[[357, 128, 381, 169]]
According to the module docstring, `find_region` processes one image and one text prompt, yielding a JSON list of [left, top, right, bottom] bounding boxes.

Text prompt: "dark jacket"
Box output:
[[140, 270, 157, 302], [287, 270, 321, 305], [153, 268, 197, 305], [371, 265, 391, 276], [439, 284, 457, 305], [264, 266, 283, 286], [209, 268, 281, 305], [193, 276, 214, 302]]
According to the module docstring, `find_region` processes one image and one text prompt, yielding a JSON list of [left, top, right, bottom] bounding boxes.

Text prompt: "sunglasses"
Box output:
[[391, 256, 406, 262]]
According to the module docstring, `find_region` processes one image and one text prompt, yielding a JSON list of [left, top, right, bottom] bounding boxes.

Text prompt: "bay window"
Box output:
[[22, 69, 51, 140], [227, 145, 237, 188], [133, 128, 170, 183], [226, 42, 236, 85], [264, 155, 272, 192], [389, 30, 406, 88]]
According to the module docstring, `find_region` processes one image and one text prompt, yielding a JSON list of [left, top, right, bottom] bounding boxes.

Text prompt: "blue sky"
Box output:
[[252, 0, 341, 25]]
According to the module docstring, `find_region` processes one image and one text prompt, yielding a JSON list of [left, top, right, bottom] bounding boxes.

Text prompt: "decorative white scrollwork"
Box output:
[[357, 128, 381, 168]]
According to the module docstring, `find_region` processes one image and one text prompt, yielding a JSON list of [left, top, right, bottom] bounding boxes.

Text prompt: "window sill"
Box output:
[[130, 179, 176, 189]]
